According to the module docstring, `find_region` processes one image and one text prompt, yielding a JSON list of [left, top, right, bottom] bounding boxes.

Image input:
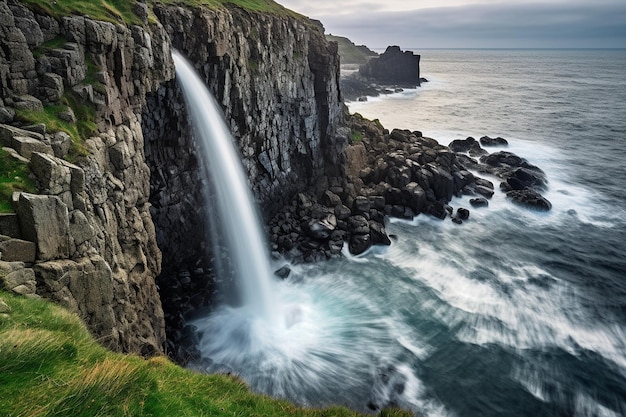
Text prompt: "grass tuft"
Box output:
[[15, 90, 94, 162], [0, 148, 37, 212]]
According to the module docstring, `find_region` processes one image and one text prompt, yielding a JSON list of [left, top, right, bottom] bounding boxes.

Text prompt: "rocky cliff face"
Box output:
[[140, 5, 344, 359], [0, 0, 345, 358], [0, 0, 173, 354]]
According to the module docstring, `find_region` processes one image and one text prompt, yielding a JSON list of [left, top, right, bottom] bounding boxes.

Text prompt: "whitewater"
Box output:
[[177, 49, 626, 416]]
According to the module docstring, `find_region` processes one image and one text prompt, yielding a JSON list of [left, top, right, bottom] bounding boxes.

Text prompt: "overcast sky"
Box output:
[[276, 0, 626, 49]]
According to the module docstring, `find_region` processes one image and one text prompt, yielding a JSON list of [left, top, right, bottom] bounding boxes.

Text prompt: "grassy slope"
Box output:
[[0, 291, 411, 417], [326, 35, 376, 65], [20, 0, 301, 25]]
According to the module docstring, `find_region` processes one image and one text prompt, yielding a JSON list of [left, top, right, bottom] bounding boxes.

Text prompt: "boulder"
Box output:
[[0, 237, 36, 262], [348, 215, 370, 234], [506, 189, 552, 211], [425, 201, 447, 220], [369, 221, 391, 246], [13, 95, 43, 112], [503, 167, 547, 191], [457, 208, 470, 220], [480, 136, 509, 147], [304, 215, 336, 241], [349, 233, 371, 255], [481, 151, 525, 168], [449, 137, 487, 156], [11, 136, 53, 159], [16, 193, 70, 260], [470, 197, 489, 207], [274, 265, 291, 279]]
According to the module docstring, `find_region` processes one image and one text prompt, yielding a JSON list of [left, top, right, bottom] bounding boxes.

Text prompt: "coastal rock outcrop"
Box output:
[[359, 46, 420, 84]]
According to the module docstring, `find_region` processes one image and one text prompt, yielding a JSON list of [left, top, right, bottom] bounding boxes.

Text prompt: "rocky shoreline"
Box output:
[[266, 113, 552, 265], [171, 111, 553, 363]]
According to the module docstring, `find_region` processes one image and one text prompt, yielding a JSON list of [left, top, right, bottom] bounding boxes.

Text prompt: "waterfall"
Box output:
[[172, 51, 422, 414], [172, 51, 276, 321]]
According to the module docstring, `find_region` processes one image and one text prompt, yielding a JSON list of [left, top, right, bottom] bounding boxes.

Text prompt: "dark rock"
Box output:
[[369, 221, 391, 246], [457, 208, 470, 220], [390, 129, 415, 143], [348, 215, 370, 234], [505, 167, 547, 191], [334, 204, 352, 220], [425, 202, 447, 220], [470, 197, 489, 207], [475, 185, 495, 198], [322, 190, 342, 207], [506, 189, 552, 211], [403, 182, 426, 213], [349, 233, 371, 255], [352, 196, 371, 214], [451, 217, 463, 225], [359, 46, 420, 84], [448, 137, 486, 156], [480, 136, 509, 147], [274, 266, 291, 279], [481, 151, 525, 168], [304, 216, 336, 241]]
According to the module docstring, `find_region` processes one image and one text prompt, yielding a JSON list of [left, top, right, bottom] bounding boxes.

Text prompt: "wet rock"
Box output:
[[304, 215, 336, 240], [503, 167, 547, 191], [449, 137, 487, 156], [470, 197, 489, 207], [348, 215, 370, 234], [349, 233, 371, 255], [480, 136, 509, 147], [425, 201, 447, 220], [274, 265, 291, 279], [370, 221, 391, 246], [457, 208, 470, 220], [506, 189, 552, 211]]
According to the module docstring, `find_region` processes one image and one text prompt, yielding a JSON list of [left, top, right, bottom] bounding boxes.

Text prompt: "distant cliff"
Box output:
[[0, 0, 344, 357], [326, 34, 377, 65]]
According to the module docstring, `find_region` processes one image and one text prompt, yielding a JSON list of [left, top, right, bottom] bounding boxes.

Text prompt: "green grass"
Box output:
[[0, 149, 37, 213], [15, 91, 95, 161], [0, 291, 412, 417], [350, 130, 363, 142], [33, 35, 68, 58], [325, 35, 376, 65], [21, 0, 301, 26]]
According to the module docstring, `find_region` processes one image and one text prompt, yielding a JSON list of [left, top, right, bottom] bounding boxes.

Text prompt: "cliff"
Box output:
[[0, 0, 344, 357]]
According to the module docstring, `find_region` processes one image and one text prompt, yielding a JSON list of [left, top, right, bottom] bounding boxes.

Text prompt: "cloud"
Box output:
[[283, 1, 626, 48]]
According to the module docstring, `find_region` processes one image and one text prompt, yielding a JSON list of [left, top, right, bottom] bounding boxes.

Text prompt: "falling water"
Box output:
[[172, 51, 275, 321]]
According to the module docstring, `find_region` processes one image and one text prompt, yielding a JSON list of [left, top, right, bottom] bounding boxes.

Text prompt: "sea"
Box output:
[[193, 49, 626, 417]]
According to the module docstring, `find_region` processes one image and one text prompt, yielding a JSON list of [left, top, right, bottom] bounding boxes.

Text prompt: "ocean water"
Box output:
[[195, 50, 626, 417]]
